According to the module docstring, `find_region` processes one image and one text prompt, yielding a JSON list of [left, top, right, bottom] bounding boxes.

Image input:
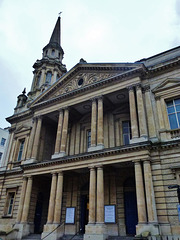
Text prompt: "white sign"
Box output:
[[178, 204, 180, 222], [65, 207, 75, 224], [104, 205, 116, 223]]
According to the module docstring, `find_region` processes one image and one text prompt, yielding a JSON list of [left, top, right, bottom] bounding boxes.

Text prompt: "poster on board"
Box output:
[[104, 205, 116, 223], [65, 207, 75, 224]]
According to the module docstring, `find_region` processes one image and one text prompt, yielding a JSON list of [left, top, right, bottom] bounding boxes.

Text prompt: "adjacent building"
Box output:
[[0, 17, 180, 240], [0, 128, 9, 168]]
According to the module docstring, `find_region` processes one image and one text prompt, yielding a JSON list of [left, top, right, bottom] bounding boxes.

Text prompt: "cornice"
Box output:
[[6, 110, 33, 124]]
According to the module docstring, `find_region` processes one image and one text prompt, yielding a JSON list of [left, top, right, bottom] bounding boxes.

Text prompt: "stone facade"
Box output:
[[0, 17, 180, 240]]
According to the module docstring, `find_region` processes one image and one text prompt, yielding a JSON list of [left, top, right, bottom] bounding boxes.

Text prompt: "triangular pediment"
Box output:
[[152, 78, 180, 93], [30, 62, 144, 108], [14, 125, 31, 134]]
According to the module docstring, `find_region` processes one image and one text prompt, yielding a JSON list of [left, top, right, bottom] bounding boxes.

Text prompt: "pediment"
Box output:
[[14, 125, 31, 134], [30, 62, 143, 108], [152, 78, 180, 93]]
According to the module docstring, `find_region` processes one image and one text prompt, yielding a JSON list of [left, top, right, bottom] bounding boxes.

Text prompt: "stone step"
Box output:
[[59, 234, 84, 240], [22, 234, 41, 240], [108, 236, 135, 240]]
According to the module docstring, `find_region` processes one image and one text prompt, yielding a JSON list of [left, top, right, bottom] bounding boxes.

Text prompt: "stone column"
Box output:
[[128, 86, 139, 139], [156, 97, 165, 130], [54, 172, 63, 224], [54, 110, 64, 154], [134, 161, 147, 223], [26, 118, 37, 159], [31, 116, 42, 159], [47, 173, 57, 224], [88, 166, 96, 224], [40, 67, 46, 86], [143, 160, 158, 223], [21, 176, 33, 223], [97, 97, 104, 147], [53, 69, 58, 84], [16, 177, 28, 223], [144, 86, 156, 139], [96, 165, 104, 223], [91, 99, 97, 147], [136, 84, 148, 138], [60, 108, 69, 154]]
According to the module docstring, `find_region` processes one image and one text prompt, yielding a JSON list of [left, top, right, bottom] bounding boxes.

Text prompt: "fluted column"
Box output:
[[54, 172, 63, 224], [16, 177, 28, 223], [47, 173, 57, 224], [136, 84, 148, 138], [144, 86, 156, 138], [143, 160, 157, 223], [60, 108, 69, 153], [88, 166, 96, 224], [26, 118, 37, 159], [54, 110, 64, 154], [31, 116, 42, 159], [91, 99, 97, 147], [96, 165, 104, 223], [21, 176, 33, 223], [97, 97, 104, 146], [134, 161, 147, 224], [128, 86, 139, 139]]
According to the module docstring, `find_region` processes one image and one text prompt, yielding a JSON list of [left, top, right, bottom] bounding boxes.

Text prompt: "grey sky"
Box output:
[[0, 0, 180, 128]]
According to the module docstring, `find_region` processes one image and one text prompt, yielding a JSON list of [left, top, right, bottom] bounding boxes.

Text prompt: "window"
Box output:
[[87, 130, 91, 149], [0, 152, 2, 160], [17, 139, 25, 161], [1, 138, 6, 146], [56, 74, 60, 81], [4, 190, 16, 216], [52, 49, 55, 56], [45, 71, 52, 84], [122, 121, 131, 145], [166, 98, 180, 129]]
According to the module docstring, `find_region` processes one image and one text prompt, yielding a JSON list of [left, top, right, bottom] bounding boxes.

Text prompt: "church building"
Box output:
[[0, 17, 180, 240]]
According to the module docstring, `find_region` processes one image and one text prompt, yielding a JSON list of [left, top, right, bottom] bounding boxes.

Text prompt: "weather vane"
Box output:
[[59, 12, 62, 17]]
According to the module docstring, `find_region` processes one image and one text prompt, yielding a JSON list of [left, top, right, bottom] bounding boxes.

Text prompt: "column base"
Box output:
[[130, 136, 148, 144], [14, 223, 33, 240], [51, 152, 66, 159], [84, 223, 108, 240], [88, 145, 104, 152], [42, 223, 64, 240], [23, 158, 37, 164], [136, 223, 159, 236]]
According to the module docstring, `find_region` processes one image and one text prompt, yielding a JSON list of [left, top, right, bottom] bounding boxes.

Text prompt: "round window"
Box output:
[[78, 78, 84, 86]]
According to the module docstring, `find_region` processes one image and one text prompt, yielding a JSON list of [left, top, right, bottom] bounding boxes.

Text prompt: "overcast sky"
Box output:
[[0, 0, 180, 128]]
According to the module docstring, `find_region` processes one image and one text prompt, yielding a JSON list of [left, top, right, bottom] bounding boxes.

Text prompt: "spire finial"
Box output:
[[59, 12, 62, 17]]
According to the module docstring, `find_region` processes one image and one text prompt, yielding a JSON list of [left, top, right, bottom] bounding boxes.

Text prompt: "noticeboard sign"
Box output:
[[65, 207, 75, 224], [104, 205, 116, 223], [177, 204, 180, 222]]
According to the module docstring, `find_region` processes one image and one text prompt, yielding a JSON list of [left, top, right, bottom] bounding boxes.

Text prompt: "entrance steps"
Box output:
[[22, 234, 41, 240], [108, 236, 135, 240], [59, 234, 83, 240]]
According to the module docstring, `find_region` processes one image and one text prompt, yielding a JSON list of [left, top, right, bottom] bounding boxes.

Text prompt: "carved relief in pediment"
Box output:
[[51, 72, 118, 99]]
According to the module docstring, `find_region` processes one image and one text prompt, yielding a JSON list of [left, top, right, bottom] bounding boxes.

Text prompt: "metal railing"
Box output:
[[41, 221, 65, 240]]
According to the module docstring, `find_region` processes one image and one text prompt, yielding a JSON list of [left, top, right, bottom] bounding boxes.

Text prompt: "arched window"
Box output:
[[46, 71, 52, 84], [52, 49, 55, 56], [56, 74, 60, 81], [36, 74, 41, 87]]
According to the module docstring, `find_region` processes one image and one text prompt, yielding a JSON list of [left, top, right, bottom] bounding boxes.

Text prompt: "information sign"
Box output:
[[65, 207, 75, 224], [104, 205, 116, 223]]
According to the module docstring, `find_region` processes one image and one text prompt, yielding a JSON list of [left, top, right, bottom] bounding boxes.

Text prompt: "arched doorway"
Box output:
[[124, 177, 138, 235]]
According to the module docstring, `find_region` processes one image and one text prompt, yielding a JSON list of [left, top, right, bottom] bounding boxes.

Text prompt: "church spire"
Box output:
[[49, 16, 61, 46]]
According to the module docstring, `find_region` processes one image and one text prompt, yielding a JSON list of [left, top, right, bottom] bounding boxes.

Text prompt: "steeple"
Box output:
[[28, 16, 67, 101], [42, 16, 64, 61]]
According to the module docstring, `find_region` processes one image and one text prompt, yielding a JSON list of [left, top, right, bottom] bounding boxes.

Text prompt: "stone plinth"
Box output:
[[42, 224, 64, 240], [136, 223, 159, 236], [84, 223, 108, 240]]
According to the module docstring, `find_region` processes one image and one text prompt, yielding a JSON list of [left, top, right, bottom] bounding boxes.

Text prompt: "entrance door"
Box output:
[[34, 192, 43, 233], [80, 195, 89, 234], [124, 177, 138, 235]]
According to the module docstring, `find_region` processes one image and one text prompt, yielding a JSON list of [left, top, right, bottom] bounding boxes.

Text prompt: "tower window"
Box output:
[[46, 50, 48, 55], [52, 49, 55, 56], [0, 152, 2, 160], [46, 72, 52, 84], [56, 74, 60, 81], [166, 98, 180, 129]]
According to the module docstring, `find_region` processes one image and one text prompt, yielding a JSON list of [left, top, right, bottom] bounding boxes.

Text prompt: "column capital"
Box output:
[[135, 83, 142, 90], [155, 96, 161, 100], [57, 171, 63, 176], [96, 164, 103, 169], [127, 85, 134, 92], [88, 165, 96, 170], [51, 172, 57, 176], [143, 85, 150, 93]]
